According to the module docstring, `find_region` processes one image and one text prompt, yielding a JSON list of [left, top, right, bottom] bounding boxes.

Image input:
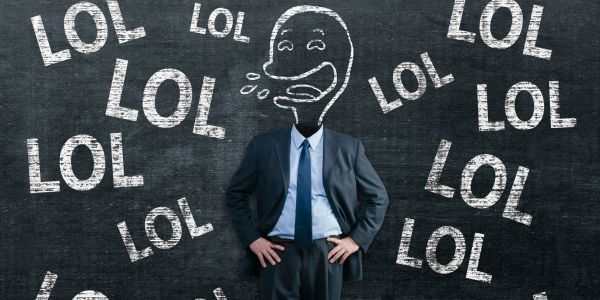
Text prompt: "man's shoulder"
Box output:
[[324, 127, 360, 149], [325, 127, 358, 141]]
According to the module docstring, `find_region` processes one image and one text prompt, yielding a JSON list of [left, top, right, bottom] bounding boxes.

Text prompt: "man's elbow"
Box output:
[[382, 192, 390, 208], [374, 188, 390, 209]]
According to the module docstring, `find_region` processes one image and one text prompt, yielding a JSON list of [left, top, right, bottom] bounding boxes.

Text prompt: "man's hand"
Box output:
[[249, 237, 285, 268], [327, 236, 360, 264]]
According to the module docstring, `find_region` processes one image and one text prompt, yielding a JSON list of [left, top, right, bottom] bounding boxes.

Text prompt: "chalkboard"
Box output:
[[1, 0, 599, 299]]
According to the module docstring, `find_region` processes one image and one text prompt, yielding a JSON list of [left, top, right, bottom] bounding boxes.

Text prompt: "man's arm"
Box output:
[[348, 139, 390, 253], [225, 137, 286, 268], [225, 137, 262, 248]]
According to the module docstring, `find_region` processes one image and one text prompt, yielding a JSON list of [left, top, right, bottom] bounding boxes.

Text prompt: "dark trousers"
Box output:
[[260, 236, 343, 300]]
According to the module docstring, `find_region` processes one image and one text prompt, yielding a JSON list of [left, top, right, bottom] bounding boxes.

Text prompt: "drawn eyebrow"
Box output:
[[312, 28, 324, 35], [281, 29, 292, 35]]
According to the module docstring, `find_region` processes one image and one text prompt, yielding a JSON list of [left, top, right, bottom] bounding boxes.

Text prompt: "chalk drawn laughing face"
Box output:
[[240, 6, 353, 126]]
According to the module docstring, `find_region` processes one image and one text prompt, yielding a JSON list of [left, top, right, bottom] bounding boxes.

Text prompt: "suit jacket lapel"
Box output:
[[275, 126, 291, 192], [323, 126, 341, 192]]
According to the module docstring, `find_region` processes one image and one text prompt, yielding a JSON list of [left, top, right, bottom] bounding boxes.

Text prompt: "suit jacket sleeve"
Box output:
[[225, 137, 262, 248], [349, 140, 390, 253]]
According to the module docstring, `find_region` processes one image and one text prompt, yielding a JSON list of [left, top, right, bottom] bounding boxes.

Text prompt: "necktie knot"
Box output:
[[301, 139, 310, 150]]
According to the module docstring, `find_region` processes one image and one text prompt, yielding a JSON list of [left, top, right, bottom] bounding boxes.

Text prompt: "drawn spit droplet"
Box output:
[[246, 72, 261, 81], [240, 84, 257, 94], [257, 89, 270, 100]]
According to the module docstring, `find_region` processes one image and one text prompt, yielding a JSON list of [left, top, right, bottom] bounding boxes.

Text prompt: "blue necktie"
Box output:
[[295, 139, 312, 250]]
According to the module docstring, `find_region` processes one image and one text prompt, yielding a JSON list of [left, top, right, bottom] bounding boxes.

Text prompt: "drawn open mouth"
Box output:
[[269, 62, 338, 103]]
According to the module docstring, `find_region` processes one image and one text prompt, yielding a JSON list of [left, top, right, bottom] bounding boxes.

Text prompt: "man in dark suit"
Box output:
[[226, 123, 389, 300], [226, 5, 389, 300]]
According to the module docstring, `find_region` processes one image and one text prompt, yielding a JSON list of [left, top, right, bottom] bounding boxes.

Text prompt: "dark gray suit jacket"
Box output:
[[225, 125, 389, 281]]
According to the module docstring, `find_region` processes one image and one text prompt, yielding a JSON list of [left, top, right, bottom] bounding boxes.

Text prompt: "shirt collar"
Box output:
[[291, 124, 324, 151]]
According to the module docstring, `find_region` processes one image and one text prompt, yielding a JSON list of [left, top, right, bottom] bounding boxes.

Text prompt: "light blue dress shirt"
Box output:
[[268, 125, 342, 240]]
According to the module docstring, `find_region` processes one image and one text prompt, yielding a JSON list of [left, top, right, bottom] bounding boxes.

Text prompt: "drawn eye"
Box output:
[[306, 39, 326, 51], [277, 40, 293, 51]]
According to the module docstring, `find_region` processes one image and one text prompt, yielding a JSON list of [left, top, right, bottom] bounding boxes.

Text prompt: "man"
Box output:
[[226, 123, 389, 299], [226, 5, 389, 300]]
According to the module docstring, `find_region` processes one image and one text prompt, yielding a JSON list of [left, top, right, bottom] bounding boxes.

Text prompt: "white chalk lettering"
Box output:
[[106, 59, 225, 138], [190, 3, 250, 43], [118, 197, 213, 262], [425, 139, 534, 225], [36, 271, 109, 300], [32, 0, 145, 66], [193, 77, 226, 139], [369, 52, 453, 114], [466, 233, 493, 283], [28, 133, 142, 193], [396, 218, 492, 282], [396, 218, 423, 268], [118, 221, 154, 263], [425, 139, 456, 199], [106, 0, 146, 44], [479, 0, 523, 50], [145, 207, 183, 250], [143, 69, 193, 128], [59, 134, 106, 191], [426, 226, 466, 274], [64, 2, 109, 54], [460, 154, 507, 209], [477, 81, 576, 131], [111, 133, 144, 188], [27, 139, 61, 193], [448, 0, 552, 59]]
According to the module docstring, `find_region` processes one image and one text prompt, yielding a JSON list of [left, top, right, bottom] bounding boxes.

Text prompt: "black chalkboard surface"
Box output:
[[1, 0, 599, 299]]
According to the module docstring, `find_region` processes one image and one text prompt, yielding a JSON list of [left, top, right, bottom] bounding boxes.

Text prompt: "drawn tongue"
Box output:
[[286, 84, 323, 99]]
